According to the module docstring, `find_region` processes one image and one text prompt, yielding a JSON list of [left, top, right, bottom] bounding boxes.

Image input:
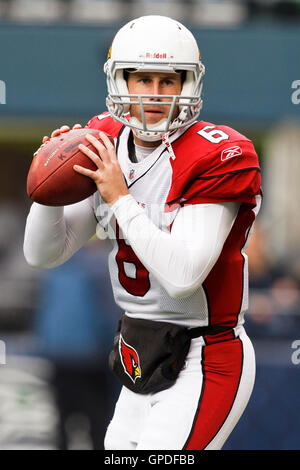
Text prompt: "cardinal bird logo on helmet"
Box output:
[[119, 334, 142, 383]]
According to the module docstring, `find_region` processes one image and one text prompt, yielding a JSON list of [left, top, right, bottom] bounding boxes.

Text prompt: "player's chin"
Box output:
[[144, 111, 166, 124]]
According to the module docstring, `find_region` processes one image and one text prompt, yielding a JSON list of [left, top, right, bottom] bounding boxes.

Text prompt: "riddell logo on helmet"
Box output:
[[146, 52, 167, 59]]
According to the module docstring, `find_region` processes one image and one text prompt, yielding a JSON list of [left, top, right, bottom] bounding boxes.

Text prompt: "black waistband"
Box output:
[[187, 325, 233, 339]]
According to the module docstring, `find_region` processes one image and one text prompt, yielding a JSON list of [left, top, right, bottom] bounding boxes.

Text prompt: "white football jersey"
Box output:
[[93, 125, 208, 327], [87, 113, 262, 328]]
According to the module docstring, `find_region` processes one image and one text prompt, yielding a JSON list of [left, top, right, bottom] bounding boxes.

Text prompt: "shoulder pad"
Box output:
[[171, 121, 259, 176], [166, 121, 261, 205], [85, 112, 124, 138]]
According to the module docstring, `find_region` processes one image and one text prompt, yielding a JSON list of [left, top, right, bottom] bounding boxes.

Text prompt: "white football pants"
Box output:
[[104, 326, 255, 450]]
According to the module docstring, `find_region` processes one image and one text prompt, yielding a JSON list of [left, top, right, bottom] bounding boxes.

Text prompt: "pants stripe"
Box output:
[[183, 336, 244, 450]]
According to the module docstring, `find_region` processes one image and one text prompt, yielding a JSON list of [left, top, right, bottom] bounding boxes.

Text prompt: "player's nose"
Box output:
[[149, 79, 162, 98]]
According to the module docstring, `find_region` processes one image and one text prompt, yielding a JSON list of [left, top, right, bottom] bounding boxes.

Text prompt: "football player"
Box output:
[[24, 16, 262, 450]]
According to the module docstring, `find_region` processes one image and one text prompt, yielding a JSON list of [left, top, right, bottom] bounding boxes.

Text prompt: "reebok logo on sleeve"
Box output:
[[221, 146, 242, 161]]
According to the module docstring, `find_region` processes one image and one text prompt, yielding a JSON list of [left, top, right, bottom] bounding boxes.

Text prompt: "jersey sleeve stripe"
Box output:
[[196, 167, 261, 180]]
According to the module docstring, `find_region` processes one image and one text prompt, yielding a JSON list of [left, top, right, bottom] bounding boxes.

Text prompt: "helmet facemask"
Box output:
[[105, 62, 205, 142]]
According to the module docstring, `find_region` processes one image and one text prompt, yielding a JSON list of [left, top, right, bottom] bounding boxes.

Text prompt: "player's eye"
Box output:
[[139, 78, 151, 84]]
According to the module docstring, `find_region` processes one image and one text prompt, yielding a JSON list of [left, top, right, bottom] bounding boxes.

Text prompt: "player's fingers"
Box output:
[[78, 143, 104, 169], [73, 164, 95, 178], [99, 131, 117, 162], [42, 136, 50, 144], [72, 123, 82, 130], [60, 125, 70, 134], [99, 131, 115, 151], [50, 125, 70, 138], [51, 128, 62, 138], [84, 134, 108, 162], [73, 164, 102, 182]]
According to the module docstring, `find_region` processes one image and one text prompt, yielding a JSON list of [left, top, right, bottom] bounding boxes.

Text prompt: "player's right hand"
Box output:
[[34, 124, 82, 156]]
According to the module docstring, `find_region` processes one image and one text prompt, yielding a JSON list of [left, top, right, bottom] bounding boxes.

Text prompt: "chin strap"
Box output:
[[129, 116, 166, 142], [162, 133, 176, 161], [132, 127, 163, 143]]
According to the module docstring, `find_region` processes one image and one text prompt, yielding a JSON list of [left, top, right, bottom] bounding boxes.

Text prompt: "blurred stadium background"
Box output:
[[0, 0, 300, 450]]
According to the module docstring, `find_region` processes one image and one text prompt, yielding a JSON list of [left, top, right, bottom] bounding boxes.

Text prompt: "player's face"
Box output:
[[127, 72, 182, 125]]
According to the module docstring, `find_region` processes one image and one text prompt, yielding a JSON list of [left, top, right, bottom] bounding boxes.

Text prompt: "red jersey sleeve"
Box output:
[[85, 112, 124, 138], [166, 122, 261, 208], [181, 141, 261, 206]]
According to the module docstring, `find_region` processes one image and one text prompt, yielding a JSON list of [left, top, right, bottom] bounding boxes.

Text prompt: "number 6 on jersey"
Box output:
[[197, 125, 229, 144]]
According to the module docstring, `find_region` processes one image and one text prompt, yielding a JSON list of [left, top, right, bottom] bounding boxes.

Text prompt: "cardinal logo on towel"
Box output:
[[119, 334, 142, 383]]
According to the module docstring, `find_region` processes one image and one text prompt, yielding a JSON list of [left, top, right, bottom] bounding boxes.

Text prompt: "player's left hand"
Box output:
[[73, 131, 129, 206]]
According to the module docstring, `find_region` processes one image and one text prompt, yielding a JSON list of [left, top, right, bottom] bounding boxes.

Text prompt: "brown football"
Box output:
[[27, 128, 114, 206]]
